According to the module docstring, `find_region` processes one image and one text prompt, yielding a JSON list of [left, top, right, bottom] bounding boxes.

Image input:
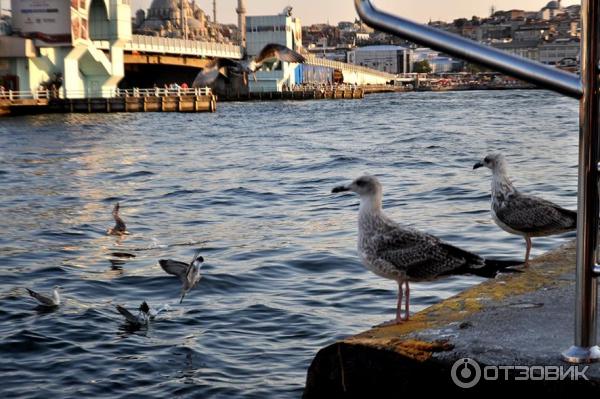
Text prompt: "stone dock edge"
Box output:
[[303, 240, 600, 396]]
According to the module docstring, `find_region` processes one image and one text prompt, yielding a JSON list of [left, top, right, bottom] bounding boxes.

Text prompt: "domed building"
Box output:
[[540, 0, 563, 20], [134, 0, 226, 41]]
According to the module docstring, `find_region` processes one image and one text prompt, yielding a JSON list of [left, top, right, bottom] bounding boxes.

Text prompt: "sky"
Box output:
[[131, 0, 581, 25]]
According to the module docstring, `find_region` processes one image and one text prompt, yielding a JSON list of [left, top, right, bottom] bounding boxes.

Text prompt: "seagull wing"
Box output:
[[116, 305, 141, 325], [254, 44, 306, 66], [495, 192, 577, 235], [27, 288, 56, 306], [159, 259, 190, 283], [192, 59, 239, 87], [372, 219, 485, 280]]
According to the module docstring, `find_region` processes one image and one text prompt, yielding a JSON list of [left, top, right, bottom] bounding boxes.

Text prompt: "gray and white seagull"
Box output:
[[116, 301, 151, 327], [26, 286, 61, 308], [474, 153, 577, 266], [107, 202, 127, 236], [159, 251, 204, 304], [192, 43, 306, 87], [332, 175, 520, 324]]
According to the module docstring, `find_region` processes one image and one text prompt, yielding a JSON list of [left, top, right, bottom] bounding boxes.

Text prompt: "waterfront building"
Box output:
[[245, 10, 303, 92], [347, 45, 410, 74], [0, 0, 131, 96], [539, 38, 580, 65]]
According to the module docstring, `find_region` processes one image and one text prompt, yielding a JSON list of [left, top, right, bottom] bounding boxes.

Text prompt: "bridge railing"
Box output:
[[93, 35, 244, 59], [304, 54, 397, 80], [0, 89, 55, 101], [0, 88, 212, 101], [113, 87, 212, 97]]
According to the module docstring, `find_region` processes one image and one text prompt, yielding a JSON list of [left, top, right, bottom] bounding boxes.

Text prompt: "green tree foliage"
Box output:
[[413, 60, 432, 74]]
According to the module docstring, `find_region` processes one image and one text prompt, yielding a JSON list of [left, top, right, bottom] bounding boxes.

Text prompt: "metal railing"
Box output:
[[92, 35, 244, 59], [0, 90, 55, 100], [354, 0, 600, 363], [305, 54, 397, 79], [0, 88, 212, 101], [113, 87, 212, 97]]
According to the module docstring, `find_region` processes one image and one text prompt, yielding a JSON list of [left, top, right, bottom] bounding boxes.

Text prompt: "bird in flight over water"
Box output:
[[159, 251, 204, 304], [192, 43, 306, 87]]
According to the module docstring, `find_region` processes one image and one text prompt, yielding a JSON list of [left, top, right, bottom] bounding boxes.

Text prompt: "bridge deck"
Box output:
[[93, 35, 244, 59]]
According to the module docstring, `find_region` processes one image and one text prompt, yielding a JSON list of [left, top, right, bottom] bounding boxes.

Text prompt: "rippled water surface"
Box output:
[[0, 90, 579, 398]]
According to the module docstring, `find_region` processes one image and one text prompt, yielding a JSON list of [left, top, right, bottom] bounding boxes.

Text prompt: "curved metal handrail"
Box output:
[[354, 0, 582, 99]]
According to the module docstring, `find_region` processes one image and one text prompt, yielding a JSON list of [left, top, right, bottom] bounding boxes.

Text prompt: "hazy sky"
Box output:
[[132, 0, 580, 25]]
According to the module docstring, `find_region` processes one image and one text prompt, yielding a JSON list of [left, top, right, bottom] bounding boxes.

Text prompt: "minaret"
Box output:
[[236, 0, 247, 48], [213, 0, 217, 23]]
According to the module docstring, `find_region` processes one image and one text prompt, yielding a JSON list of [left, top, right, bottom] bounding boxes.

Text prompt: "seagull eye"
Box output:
[[356, 180, 366, 187], [484, 157, 490, 163]]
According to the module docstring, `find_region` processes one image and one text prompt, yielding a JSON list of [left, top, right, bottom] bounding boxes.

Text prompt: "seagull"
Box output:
[[26, 286, 61, 307], [159, 251, 204, 303], [474, 153, 577, 266], [107, 202, 127, 235], [332, 175, 520, 324], [192, 43, 306, 87], [116, 301, 151, 327]]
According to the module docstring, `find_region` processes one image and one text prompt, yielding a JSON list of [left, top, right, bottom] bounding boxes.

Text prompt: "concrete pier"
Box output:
[[1, 91, 216, 116], [219, 88, 364, 102], [303, 241, 600, 396]]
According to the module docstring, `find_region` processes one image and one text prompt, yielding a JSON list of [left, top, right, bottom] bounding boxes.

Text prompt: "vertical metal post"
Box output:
[[562, 0, 600, 364]]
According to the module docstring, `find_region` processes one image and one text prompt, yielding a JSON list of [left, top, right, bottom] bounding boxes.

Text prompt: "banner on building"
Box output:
[[11, 0, 72, 45]]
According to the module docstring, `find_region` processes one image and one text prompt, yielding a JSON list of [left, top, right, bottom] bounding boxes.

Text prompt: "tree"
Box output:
[[413, 60, 432, 74]]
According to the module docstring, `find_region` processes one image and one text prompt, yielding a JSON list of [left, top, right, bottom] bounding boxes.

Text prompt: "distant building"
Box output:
[[492, 40, 540, 62], [539, 0, 564, 20], [347, 45, 410, 74], [133, 0, 231, 42], [539, 38, 580, 65], [246, 12, 303, 91]]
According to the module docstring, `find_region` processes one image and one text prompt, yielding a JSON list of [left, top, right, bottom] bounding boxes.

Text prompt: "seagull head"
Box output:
[[332, 175, 382, 198], [139, 301, 150, 314], [192, 255, 204, 268], [473, 153, 506, 172]]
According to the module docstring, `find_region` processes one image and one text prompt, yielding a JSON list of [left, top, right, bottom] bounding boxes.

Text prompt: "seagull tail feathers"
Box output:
[[474, 258, 524, 278]]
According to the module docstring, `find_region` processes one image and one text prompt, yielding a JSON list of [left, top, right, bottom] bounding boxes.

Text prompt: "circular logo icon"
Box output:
[[451, 358, 481, 389]]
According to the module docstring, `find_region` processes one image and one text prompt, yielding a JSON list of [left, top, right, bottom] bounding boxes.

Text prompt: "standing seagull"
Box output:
[[474, 153, 577, 266], [192, 43, 306, 87], [107, 202, 127, 235], [116, 301, 151, 327], [26, 286, 61, 308], [159, 251, 204, 303], [332, 175, 520, 324]]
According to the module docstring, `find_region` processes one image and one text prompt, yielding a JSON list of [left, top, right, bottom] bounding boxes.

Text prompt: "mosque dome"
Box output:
[[545, 1, 561, 9], [150, 0, 178, 9]]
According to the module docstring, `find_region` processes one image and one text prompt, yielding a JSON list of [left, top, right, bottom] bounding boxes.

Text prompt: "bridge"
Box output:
[[0, 0, 395, 98]]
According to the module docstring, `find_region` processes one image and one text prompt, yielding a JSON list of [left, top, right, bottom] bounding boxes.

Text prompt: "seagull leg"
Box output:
[[395, 280, 404, 323], [524, 237, 532, 267], [403, 281, 410, 321]]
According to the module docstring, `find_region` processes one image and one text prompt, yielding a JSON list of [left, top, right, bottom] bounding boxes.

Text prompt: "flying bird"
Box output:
[[159, 251, 204, 303], [332, 175, 520, 324], [116, 301, 151, 327], [474, 153, 577, 266], [26, 286, 61, 307], [192, 43, 306, 87], [107, 202, 127, 235]]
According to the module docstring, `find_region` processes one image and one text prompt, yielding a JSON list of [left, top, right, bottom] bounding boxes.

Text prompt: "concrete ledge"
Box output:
[[304, 241, 600, 396]]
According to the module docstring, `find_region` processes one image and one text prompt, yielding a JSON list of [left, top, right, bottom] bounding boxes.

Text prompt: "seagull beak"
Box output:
[[332, 184, 351, 194], [473, 161, 484, 170]]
